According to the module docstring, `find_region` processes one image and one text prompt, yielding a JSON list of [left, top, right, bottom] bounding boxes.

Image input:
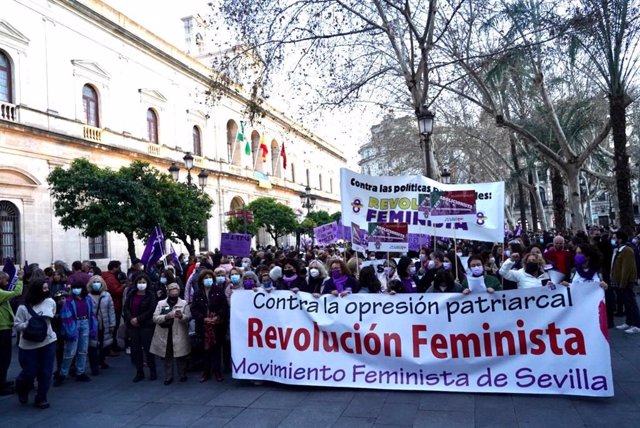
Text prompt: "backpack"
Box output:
[[23, 305, 48, 342]]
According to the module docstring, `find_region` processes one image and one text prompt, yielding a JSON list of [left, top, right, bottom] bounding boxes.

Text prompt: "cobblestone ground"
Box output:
[[2, 300, 640, 428]]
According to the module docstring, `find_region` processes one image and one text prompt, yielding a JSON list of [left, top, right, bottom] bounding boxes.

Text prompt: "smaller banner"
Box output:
[[427, 190, 477, 221], [220, 233, 252, 257], [367, 222, 408, 252], [408, 234, 431, 252], [314, 222, 339, 246], [351, 223, 368, 252]]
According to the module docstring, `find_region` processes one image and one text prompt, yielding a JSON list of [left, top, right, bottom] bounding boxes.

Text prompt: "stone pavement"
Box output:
[[1, 314, 640, 428]]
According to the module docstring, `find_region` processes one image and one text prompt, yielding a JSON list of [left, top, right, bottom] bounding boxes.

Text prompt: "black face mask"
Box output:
[[525, 262, 539, 274], [168, 295, 178, 304], [283, 269, 295, 277]]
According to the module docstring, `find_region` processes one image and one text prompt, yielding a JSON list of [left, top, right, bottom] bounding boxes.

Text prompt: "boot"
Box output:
[[132, 371, 145, 383], [15, 379, 28, 404]]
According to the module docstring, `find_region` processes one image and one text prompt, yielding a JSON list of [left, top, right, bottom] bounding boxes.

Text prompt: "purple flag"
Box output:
[[141, 226, 165, 269], [3, 258, 18, 291], [169, 244, 183, 274]]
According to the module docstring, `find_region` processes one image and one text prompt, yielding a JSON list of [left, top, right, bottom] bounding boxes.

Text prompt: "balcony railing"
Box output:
[[83, 125, 102, 142], [0, 102, 18, 122]]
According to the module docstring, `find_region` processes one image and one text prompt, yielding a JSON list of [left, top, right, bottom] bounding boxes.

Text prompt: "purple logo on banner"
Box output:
[[314, 222, 339, 246], [408, 234, 431, 252], [220, 233, 252, 257]]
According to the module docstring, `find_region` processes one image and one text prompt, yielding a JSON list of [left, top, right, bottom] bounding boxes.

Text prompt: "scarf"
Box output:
[[282, 275, 298, 285], [576, 266, 597, 281], [332, 274, 348, 292]]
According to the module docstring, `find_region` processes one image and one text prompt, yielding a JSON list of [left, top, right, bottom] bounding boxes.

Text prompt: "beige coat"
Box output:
[[150, 298, 191, 358]]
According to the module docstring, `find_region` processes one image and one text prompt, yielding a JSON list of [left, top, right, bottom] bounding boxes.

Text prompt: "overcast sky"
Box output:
[[102, 0, 369, 167]]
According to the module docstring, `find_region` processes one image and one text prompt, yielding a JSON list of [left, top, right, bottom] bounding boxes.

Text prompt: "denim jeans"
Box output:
[[60, 318, 90, 376], [16, 342, 56, 403]]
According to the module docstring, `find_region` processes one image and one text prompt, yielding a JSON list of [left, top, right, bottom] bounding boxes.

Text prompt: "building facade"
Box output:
[[0, 0, 345, 267]]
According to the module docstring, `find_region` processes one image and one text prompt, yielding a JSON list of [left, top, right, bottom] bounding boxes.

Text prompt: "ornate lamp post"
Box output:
[[417, 107, 435, 179], [168, 151, 208, 190], [440, 168, 451, 184]]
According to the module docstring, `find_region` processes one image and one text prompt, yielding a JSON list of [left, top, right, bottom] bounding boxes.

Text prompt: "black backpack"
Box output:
[[23, 305, 48, 342]]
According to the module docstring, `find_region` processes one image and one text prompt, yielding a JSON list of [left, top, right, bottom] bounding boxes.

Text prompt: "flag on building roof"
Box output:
[[260, 135, 268, 162], [281, 142, 287, 169]]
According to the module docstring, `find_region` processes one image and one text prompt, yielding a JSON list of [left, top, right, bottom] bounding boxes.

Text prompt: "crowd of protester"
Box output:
[[1, 224, 639, 409]]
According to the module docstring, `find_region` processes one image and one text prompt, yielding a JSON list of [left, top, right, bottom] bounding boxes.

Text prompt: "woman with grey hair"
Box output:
[[86, 275, 115, 375]]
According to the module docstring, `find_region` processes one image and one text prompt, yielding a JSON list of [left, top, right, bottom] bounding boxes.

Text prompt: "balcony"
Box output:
[[0, 102, 18, 122], [83, 125, 102, 142]]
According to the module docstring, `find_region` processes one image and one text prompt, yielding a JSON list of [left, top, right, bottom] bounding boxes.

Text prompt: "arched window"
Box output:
[[250, 130, 260, 168], [230, 196, 245, 211], [192, 125, 202, 156], [0, 51, 13, 103], [0, 201, 19, 263], [82, 84, 99, 127], [226, 120, 239, 165], [539, 186, 548, 207], [147, 108, 159, 144], [271, 139, 279, 177]]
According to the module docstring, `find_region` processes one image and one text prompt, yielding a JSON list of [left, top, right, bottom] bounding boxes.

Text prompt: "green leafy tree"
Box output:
[[225, 216, 258, 235], [246, 197, 297, 245], [48, 159, 213, 259]]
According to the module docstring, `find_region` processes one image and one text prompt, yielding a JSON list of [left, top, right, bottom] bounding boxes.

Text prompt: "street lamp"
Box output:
[[168, 151, 208, 190], [440, 168, 451, 184], [417, 107, 435, 179], [300, 185, 317, 215]]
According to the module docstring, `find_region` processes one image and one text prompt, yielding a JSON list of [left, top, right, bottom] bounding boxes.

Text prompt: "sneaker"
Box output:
[[75, 374, 91, 382], [616, 323, 631, 330], [624, 326, 640, 334]]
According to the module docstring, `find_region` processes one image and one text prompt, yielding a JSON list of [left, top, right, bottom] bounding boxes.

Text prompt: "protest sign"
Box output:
[[220, 233, 252, 257], [340, 168, 504, 242], [314, 222, 339, 246], [408, 234, 431, 252], [367, 222, 408, 252], [427, 190, 477, 221], [231, 284, 612, 397]]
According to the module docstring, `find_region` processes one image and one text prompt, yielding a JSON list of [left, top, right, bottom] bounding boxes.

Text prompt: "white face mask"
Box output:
[[136, 283, 147, 291], [309, 268, 320, 278], [427, 260, 435, 269]]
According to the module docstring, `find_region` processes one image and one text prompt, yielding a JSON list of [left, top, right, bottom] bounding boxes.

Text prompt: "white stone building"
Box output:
[[0, 0, 345, 268]]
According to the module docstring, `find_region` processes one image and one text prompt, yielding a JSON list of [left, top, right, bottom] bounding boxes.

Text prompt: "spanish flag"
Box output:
[[260, 134, 268, 162]]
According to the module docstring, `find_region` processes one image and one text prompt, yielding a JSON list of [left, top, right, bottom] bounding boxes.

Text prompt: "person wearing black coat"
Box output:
[[276, 259, 308, 292], [321, 259, 360, 296], [190, 268, 229, 382], [123, 274, 157, 382]]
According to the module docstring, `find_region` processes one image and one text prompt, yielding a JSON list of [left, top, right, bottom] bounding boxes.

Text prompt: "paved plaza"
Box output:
[[1, 311, 640, 428]]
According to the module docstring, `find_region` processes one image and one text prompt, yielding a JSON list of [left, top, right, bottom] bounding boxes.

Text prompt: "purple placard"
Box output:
[[408, 234, 431, 252], [314, 222, 339, 246], [220, 233, 252, 257]]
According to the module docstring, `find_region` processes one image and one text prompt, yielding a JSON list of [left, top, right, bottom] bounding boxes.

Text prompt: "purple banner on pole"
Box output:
[[408, 234, 431, 252], [314, 222, 339, 246], [220, 233, 252, 257]]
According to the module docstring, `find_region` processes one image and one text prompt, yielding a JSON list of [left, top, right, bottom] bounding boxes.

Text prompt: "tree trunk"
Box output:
[[125, 232, 137, 261], [177, 234, 196, 256], [531, 168, 548, 230], [550, 168, 567, 232], [610, 94, 635, 235], [565, 166, 585, 232], [509, 134, 528, 233], [528, 170, 539, 232]]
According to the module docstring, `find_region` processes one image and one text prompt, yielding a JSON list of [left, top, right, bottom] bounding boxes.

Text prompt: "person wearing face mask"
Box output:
[[418, 251, 446, 293], [306, 260, 328, 294], [239, 271, 260, 292], [277, 260, 307, 292], [151, 283, 191, 385], [86, 275, 115, 376], [123, 274, 157, 383], [224, 267, 244, 302], [446, 251, 467, 285], [101, 260, 125, 354], [499, 252, 549, 289], [390, 256, 419, 294], [319, 260, 358, 297], [190, 269, 229, 382], [157, 270, 177, 302], [54, 279, 98, 386], [426, 271, 463, 293], [560, 244, 608, 289], [13, 279, 57, 408], [241, 257, 253, 272], [610, 230, 640, 334], [0, 269, 23, 396], [462, 255, 502, 294]]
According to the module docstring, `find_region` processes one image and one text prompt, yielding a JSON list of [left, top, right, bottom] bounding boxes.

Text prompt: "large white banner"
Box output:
[[340, 168, 505, 243], [231, 284, 613, 397]]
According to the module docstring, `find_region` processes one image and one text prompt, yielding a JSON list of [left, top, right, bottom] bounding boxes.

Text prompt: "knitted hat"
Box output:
[[269, 266, 282, 281]]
